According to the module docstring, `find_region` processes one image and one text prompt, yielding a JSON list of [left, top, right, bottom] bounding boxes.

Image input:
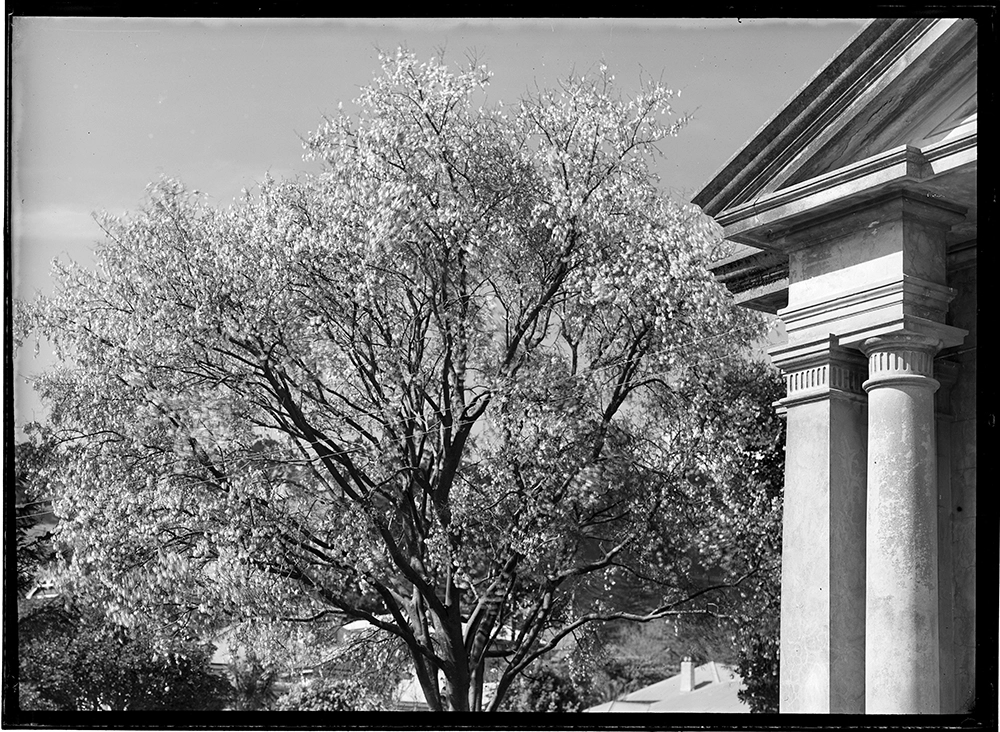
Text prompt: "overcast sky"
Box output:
[[9, 16, 869, 427]]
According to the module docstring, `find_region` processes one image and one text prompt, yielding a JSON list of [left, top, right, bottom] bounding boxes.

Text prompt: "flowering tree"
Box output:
[[17, 50, 770, 711]]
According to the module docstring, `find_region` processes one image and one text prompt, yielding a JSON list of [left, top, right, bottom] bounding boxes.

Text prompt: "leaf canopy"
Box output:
[[18, 49, 774, 711]]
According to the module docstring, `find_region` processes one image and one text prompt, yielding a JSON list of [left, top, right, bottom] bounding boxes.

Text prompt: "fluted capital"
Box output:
[[861, 333, 941, 393], [772, 336, 869, 407]]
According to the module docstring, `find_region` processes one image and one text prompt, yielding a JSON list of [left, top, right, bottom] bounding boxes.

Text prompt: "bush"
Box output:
[[226, 656, 279, 711], [274, 677, 386, 712], [735, 599, 780, 713], [501, 664, 586, 713], [18, 602, 230, 711]]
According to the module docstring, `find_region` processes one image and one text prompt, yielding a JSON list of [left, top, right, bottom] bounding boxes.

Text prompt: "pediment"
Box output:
[[694, 18, 978, 219]]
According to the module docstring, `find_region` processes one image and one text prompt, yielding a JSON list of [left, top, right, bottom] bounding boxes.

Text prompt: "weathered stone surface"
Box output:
[[945, 253, 976, 712], [777, 348, 867, 713], [863, 335, 942, 713], [935, 409, 955, 713], [953, 423, 976, 470]]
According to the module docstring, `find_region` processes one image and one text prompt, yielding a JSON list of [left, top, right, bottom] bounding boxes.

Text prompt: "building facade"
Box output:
[[693, 18, 978, 714]]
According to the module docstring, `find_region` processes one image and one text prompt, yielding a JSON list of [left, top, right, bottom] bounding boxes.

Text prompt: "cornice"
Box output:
[[768, 19, 975, 193], [714, 137, 974, 248], [716, 145, 925, 229], [694, 19, 932, 214], [779, 276, 957, 335], [921, 127, 979, 175], [743, 20, 947, 201], [693, 18, 975, 220]]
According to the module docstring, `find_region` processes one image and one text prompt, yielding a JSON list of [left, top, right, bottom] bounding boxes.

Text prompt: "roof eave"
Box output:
[[693, 18, 943, 217]]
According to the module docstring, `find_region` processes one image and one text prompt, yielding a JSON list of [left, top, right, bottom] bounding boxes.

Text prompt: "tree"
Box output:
[[16, 49, 772, 711], [317, 621, 411, 706], [17, 602, 230, 711], [13, 436, 58, 597], [690, 362, 783, 713], [735, 602, 780, 713], [723, 368, 783, 714]]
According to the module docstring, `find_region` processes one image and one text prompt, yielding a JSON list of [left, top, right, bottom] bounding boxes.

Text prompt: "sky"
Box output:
[[8, 16, 870, 427]]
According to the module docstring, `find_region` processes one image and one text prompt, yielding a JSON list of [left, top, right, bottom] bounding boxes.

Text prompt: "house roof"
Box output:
[[585, 661, 749, 713], [693, 17, 978, 313]]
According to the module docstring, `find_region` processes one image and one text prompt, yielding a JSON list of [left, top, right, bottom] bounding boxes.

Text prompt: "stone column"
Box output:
[[773, 338, 868, 713], [861, 334, 942, 713], [754, 192, 967, 714]]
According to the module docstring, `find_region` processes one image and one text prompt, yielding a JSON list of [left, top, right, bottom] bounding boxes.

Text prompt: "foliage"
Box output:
[[17, 49, 772, 711], [562, 613, 740, 708], [566, 361, 785, 712], [17, 602, 230, 711], [708, 362, 783, 714], [274, 677, 387, 712], [13, 436, 58, 596], [500, 662, 586, 713], [17, 682, 61, 712], [735, 600, 780, 713], [318, 623, 411, 705], [226, 654, 279, 711], [586, 656, 664, 707]]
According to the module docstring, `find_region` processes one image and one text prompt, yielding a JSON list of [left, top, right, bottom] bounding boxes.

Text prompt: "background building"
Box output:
[[584, 659, 749, 713]]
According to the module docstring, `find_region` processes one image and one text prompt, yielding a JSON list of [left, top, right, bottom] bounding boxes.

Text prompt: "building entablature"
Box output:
[[696, 18, 977, 317]]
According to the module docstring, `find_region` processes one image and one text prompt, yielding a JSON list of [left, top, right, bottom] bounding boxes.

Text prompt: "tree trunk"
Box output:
[[469, 658, 486, 712], [411, 653, 442, 712], [446, 678, 471, 712]]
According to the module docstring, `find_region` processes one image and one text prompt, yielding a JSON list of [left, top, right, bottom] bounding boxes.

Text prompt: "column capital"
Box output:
[[862, 333, 941, 393], [770, 336, 868, 408]]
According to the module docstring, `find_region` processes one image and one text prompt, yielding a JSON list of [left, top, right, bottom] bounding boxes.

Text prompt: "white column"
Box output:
[[862, 334, 942, 713], [773, 340, 868, 713]]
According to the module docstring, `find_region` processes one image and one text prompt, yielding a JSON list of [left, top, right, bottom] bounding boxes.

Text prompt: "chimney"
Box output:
[[680, 656, 695, 692]]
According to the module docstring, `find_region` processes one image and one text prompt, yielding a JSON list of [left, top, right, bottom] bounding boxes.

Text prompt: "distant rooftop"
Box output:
[[585, 661, 749, 713]]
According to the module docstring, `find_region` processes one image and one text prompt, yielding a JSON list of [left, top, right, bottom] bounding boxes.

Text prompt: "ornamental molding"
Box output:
[[717, 159, 972, 249], [716, 145, 928, 230], [770, 338, 869, 407], [861, 334, 942, 392], [784, 361, 868, 406], [868, 346, 935, 379], [921, 127, 979, 174], [780, 275, 956, 335]]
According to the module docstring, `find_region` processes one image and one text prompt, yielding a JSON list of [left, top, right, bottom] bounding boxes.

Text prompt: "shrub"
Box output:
[[274, 677, 386, 712], [501, 664, 586, 713]]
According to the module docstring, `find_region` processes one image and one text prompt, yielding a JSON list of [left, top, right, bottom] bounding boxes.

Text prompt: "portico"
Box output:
[[694, 18, 977, 714]]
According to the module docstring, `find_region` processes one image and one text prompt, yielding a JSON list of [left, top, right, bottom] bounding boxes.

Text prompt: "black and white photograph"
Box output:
[[6, 14, 988, 727]]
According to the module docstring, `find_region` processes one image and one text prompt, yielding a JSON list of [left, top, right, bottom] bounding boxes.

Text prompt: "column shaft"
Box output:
[[776, 346, 867, 713], [863, 335, 942, 713]]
